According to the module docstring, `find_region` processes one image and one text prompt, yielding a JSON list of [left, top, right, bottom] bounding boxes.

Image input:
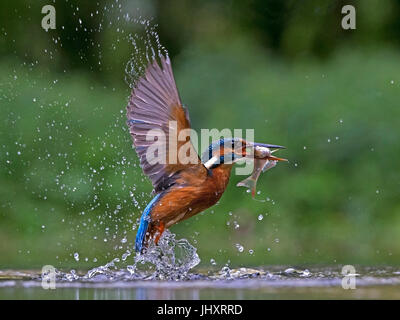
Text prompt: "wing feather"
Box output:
[[127, 55, 205, 193]]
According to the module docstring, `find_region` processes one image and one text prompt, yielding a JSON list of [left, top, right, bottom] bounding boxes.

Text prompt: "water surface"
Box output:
[[1, 266, 399, 300]]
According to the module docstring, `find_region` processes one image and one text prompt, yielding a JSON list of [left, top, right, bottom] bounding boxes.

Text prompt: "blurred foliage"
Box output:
[[0, 0, 400, 269]]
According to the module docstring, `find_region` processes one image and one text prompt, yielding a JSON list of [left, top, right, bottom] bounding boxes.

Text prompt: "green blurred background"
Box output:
[[1, 0, 400, 270]]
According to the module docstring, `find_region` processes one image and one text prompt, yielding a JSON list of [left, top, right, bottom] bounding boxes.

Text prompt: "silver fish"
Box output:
[[237, 159, 277, 197], [237, 145, 286, 197]]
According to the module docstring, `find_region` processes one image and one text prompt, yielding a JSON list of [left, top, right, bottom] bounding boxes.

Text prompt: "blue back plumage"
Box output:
[[135, 193, 162, 253], [201, 138, 243, 167]]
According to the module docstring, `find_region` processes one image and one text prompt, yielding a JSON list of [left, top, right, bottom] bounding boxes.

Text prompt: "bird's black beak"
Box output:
[[253, 143, 286, 150]]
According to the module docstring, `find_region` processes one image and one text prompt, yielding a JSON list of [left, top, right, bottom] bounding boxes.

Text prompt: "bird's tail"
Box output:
[[135, 193, 162, 253]]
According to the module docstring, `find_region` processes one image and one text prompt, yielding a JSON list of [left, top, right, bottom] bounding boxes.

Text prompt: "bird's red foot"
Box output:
[[154, 222, 165, 245]]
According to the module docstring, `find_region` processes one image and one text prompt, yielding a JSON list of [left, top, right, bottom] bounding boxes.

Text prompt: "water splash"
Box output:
[[124, 17, 168, 88], [74, 230, 201, 281], [84, 258, 122, 280], [129, 230, 201, 280]]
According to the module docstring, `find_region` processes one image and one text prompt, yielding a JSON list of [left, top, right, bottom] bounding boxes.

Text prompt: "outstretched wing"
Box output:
[[127, 55, 202, 193]]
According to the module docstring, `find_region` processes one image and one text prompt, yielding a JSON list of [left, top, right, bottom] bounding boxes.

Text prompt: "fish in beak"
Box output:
[[252, 143, 287, 161], [237, 142, 287, 197]]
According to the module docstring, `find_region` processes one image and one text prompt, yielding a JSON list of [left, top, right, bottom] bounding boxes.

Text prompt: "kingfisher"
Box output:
[[127, 55, 286, 253]]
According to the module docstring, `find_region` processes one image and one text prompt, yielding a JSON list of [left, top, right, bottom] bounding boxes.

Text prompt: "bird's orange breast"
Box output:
[[151, 165, 233, 227]]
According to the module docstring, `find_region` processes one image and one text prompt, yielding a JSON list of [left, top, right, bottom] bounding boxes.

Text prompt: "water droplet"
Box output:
[[235, 243, 244, 253], [122, 251, 131, 261]]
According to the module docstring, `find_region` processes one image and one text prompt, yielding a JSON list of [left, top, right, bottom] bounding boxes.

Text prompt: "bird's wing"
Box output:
[[127, 55, 204, 193]]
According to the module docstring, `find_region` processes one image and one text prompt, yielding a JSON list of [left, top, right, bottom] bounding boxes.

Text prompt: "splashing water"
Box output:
[[66, 230, 201, 282], [124, 17, 168, 89], [130, 230, 201, 280]]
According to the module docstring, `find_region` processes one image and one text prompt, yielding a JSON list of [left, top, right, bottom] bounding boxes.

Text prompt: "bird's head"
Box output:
[[202, 138, 286, 170]]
